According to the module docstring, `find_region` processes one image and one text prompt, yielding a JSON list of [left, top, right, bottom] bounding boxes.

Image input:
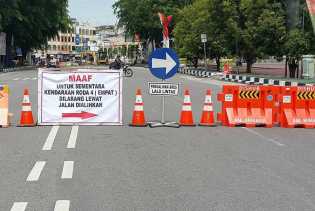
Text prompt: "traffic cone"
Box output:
[[199, 89, 215, 126], [129, 89, 147, 127], [179, 89, 196, 126], [19, 88, 36, 127]]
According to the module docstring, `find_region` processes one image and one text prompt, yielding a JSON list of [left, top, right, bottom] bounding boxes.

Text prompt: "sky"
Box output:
[[68, 0, 117, 26]]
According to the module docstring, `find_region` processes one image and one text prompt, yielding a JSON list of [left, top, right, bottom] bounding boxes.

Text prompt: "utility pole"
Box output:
[[201, 34, 207, 71]]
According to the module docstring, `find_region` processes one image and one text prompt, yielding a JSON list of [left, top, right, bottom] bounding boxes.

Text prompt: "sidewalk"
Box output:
[[0, 66, 35, 73]]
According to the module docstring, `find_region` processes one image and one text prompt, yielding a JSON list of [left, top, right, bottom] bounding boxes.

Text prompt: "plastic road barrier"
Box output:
[[217, 85, 278, 127], [0, 85, 9, 127], [279, 86, 315, 128]]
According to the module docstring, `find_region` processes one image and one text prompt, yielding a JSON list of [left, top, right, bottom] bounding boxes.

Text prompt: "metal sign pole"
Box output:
[[161, 81, 165, 124]]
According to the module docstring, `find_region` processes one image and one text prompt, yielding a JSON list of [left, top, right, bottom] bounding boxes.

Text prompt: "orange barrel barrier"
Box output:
[[217, 85, 278, 127], [0, 85, 9, 128], [279, 86, 315, 128]]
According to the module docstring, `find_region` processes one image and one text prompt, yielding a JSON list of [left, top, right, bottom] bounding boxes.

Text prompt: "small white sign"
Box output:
[[225, 94, 233, 102], [149, 82, 179, 96], [283, 96, 292, 104]]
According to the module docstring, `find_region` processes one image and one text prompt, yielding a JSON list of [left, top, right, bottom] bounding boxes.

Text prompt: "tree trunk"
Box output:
[[216, 57, 220, 71], [288, 58, 298, 78], [5, 32, 13, 67], [285, 57, 288, 78], [246, 61, 252, 73]]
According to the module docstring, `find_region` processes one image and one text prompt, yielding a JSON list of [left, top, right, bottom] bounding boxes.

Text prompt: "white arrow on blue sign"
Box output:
[[148, 48, 180, 80]]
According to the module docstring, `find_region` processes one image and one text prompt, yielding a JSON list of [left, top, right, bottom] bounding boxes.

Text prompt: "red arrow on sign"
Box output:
[[62, 111, 97, 119]]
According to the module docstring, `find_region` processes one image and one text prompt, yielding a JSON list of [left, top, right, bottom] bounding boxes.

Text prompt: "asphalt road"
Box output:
[[1, 67, 315, 211]]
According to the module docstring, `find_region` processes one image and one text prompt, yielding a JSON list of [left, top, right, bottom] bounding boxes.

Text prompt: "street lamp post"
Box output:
[[201, 34, 207, 71]]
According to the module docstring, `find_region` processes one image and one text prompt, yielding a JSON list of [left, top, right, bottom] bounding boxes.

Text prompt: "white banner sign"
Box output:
[[149, 82, 179, 96], [0, 32, 6, 56], [38, 69, 123, 125]]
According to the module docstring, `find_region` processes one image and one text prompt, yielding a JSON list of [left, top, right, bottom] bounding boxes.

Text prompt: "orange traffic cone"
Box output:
[[129, 89, 147, 127], [179, 89, 195, 126], [199, 89, 215, 126], [19, 88, 36, 127]]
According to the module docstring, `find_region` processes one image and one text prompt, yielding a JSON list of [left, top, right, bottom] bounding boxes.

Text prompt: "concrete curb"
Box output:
[[220, 74, 315, 86], [0, 66, 35, 73], [177, 67, 222, 78]]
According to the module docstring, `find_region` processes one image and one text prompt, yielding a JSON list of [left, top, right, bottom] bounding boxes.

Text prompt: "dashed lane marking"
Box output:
[[13, 78, 20, 81], [31, 77, 37, 80], [242, 127, 285, 147], [27, 161, 46, 181], [42, 126, 59, 151], [22, 78, 30, 81], [54, 200, 70, 211], [61, 161, 74, 179], [67, 126, 79, 149], [10, 202, 28, 211]]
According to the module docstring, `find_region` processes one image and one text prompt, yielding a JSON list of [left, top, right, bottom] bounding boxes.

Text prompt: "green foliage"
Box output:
[[113, 0, 192, 42], [0, 0, 70, 56]]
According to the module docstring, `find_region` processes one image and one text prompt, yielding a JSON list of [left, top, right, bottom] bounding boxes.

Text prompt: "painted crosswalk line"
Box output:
[[27, 161, 46, 181], [67, 126, 79, 149], [42, 126, 59, 151], [61, 161, 74, 179], [10, 202, 28, 211], [54, 200, 70, 211]]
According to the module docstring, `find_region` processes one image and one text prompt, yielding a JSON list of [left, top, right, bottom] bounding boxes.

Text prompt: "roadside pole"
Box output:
[[201, 34, 207, 71]]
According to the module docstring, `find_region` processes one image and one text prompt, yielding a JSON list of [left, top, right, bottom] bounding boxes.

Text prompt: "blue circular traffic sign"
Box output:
[[148, 48, 180, 80]]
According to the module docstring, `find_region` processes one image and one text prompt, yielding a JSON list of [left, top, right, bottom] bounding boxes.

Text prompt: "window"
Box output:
[[72, 37, 74, 42], [53, 45, 57, 51]]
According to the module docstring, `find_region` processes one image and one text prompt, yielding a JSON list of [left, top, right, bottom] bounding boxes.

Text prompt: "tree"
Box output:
[[0, 0, 70, 66], [113, 0, 192, 50], [237, 0, 286, 72], [174, 0, 238, 70]]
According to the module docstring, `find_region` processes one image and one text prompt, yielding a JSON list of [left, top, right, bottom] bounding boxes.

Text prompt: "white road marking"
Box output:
[[22, 78, 30, 80], [13, 78, 20, 81], [27, 161, 46, 181], [32, 77, 37, 80], [10, 202, 28, 211], [61, 161, 74, 179], [242, 127, 285, 147], [67, 126, 79, 149], [54, 200, 70, 211], [42, 126, 59, 151]]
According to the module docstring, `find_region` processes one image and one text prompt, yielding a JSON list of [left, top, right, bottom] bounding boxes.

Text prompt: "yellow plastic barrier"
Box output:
[[0, 85, 9, 127]]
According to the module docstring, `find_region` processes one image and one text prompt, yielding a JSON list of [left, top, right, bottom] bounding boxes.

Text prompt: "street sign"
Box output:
[[201, 34, 207, 43], [38, 69, 123, 125], [75, 34, 80, 45], [149, 82, 179, 96], [148, 48, 180, 80]]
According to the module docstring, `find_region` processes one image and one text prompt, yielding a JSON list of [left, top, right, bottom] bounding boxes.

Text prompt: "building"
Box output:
[[95, 25, 140, 60], [36, 19, 97, 62]]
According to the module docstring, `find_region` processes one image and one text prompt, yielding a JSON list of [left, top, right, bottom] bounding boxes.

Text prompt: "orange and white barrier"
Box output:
[[0, 85, 9, 127], [279, 86, 315, 128], [217, 85, 278, 127]]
